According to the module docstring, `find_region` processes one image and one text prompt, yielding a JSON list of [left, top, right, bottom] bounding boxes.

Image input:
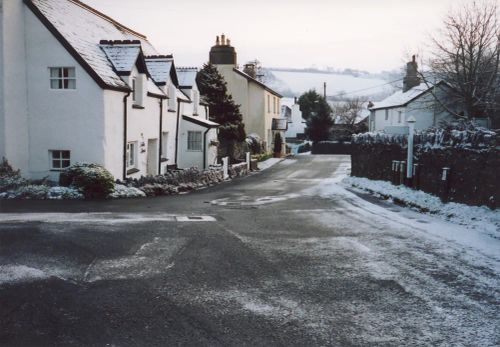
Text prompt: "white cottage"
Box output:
[[209, 35, 286, 154], [0, 0, 218, 180], [369, 56, 456, 133], [282, 97, 306, 140]]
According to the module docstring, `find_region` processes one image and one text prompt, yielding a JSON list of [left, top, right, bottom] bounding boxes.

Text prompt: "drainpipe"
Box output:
[[158, 98, 163, 175], [122, 91, 131, 181], [203, 127, 210, 169], [174, 99, 181, 167]]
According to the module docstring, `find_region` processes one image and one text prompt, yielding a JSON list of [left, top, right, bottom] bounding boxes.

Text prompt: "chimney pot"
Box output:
[[216, 36, 220, 46], [221, 34, 226, 45]]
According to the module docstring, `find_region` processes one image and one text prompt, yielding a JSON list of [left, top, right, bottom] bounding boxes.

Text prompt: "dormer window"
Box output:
[[131, 75, 145, 108], [168, 83, 177, 111], [50, 67, 76, 89]]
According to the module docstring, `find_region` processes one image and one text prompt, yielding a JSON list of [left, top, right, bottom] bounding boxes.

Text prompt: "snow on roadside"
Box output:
[[257, 158, 283, 171], [342, 176, 499, 237]]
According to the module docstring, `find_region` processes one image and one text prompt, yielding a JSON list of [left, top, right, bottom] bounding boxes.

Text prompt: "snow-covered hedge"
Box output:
[[353, 127, 497, 150]]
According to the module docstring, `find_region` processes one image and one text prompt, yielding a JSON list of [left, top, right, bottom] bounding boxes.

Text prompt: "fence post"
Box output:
[[222, 157, 229, 180], [440, 167, 450, 202], [392, 160, 399, 184], [413, 164, 420, 190], [246, 152, 250, 171], [406, 116, 416, 186], [399, 161, 406, 186]]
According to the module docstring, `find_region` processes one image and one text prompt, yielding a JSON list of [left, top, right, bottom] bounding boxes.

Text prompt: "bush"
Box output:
[[60, 163, 115, 199], [273, 133, 283, 154]]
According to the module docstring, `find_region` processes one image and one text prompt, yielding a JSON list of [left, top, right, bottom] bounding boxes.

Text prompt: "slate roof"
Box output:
[[176, 68, 198, 89], [145, 57, 174, 85], [27, 0, 160, 91], [232, 68, 282, 98], [182, 115, 219, 128], [371, 83, 439, 111], [100, 44, 141, 75]]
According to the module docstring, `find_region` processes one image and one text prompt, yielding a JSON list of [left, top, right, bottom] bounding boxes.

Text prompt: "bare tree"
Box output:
[[425, 1, 500, 124], [333, 97, 367, 127]]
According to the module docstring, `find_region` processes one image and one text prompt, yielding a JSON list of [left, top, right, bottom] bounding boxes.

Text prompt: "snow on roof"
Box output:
[[182, 115, 219, 128], [100, 44, 141, 74], [29, 0, 159, 90], [176, 67, 198, 88], [147, 79, 166, 98], [145, 58, 173, 85], [371, 83, 431, 110]]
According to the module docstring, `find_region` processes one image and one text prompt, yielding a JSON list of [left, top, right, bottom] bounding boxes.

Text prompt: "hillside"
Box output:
[[265, 69, 400, 101]]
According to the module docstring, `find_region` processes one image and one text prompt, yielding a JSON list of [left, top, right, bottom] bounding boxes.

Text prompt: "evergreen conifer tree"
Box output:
[[298, 90, 334, 142], [196, 63, 246, 142]]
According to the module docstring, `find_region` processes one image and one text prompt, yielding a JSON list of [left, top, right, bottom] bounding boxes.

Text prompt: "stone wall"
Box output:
[[351, 143, 499, 208]]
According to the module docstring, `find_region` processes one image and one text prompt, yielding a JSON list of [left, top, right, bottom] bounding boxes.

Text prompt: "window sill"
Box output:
[[126, 168, 140, 175], [167, 109, 176, 113], [50, 169, 68, 172], [161, 158, 168, 163], [132, 104, 145, 109]]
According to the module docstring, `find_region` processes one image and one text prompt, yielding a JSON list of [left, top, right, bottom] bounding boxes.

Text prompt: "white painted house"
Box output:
[[209, 35, 286, 155], [281, 97, 306, 140], [0, 0, 218, 180], [369, 56, 456, 133]]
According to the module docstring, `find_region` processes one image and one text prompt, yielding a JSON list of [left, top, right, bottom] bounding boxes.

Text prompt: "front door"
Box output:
[[147, 138, 158, 176]]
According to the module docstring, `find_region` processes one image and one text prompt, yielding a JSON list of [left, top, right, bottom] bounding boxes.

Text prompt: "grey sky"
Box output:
[[83, 0, 458, 72]]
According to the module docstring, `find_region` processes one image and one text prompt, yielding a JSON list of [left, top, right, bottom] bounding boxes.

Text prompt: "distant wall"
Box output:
[[312, 141, 352, 155]]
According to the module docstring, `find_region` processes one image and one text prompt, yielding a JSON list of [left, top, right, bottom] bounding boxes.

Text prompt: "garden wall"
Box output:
[[351, 128, 499, 208], [312, 141, 352, 155]]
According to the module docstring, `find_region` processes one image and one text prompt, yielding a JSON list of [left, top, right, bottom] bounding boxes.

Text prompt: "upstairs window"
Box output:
[[50, 67, 76, 89], [132, 78, 137, 102], [50, 150, 71, 170], [385, 109, 389, 121], [187, 131, 202, 151]]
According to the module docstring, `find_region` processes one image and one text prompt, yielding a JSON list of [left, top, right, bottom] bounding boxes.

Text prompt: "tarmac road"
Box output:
[[0, 155, 498, 346]]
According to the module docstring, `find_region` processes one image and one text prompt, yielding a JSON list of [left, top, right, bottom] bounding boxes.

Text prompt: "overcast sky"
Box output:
[[83, 0, 458, 73]]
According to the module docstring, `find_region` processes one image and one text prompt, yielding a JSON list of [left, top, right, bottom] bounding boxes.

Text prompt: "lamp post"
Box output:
[[406, 116, 416, 185]]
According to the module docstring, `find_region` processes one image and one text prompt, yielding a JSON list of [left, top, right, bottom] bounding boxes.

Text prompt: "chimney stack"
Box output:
[[209, 34, 237, 65], [403, 55, 421, 92]]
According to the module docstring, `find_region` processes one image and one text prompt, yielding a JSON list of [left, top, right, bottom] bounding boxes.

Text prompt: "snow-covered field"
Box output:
[[269, 70, 393, 97]]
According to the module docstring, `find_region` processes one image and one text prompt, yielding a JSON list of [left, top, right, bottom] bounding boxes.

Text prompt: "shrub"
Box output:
[[273, 133, 283, 154], [14, 185, 50, 199], [60, 163, 115, 199]]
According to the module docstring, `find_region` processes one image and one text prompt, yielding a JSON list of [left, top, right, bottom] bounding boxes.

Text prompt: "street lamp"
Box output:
[[406, 116, 416, 184]]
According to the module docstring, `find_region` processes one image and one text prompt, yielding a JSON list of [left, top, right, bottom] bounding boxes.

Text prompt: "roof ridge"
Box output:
[[68, 0, 148, 40]]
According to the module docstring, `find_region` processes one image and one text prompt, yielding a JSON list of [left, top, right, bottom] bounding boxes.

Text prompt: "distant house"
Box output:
[[282, 98, 306, 140], [369, 56, 457, 133], [209, 35, 286, 155], [0, 0, 217, 180]]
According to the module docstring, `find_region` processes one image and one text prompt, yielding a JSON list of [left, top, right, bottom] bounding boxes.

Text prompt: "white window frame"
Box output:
[[126, 142, 137, 168], [161, 132, 169, 160], [132, 77, 137, 102], [398, 111, 402, 123], [267, 95, 271, 113], [49, 150, 71, 170], [187, 131, 202, 151], [49, 67, 76, 90]]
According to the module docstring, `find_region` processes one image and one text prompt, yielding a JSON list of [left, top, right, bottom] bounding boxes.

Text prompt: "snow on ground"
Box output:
[[342, 176, 499, 239], [257, 158, 283, 171]]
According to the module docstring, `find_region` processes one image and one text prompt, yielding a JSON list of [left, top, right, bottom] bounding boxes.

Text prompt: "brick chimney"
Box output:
[[209, 34, 237, 66], [403, 55, 421, 92]]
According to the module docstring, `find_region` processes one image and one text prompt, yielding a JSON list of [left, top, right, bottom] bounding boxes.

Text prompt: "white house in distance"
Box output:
[[369, 56, 455, 133], [209, 35, 286, 155], [0, 0, 217, 181], [281, 97, 306, 140]]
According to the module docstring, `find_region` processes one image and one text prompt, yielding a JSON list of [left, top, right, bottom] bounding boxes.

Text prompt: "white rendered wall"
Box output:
[[286, 104, 306, 138], [177, 121, 208, 169], [0, 0, 30, 173], [125, 67, 162, 179], [24, 9, 106, 181]]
